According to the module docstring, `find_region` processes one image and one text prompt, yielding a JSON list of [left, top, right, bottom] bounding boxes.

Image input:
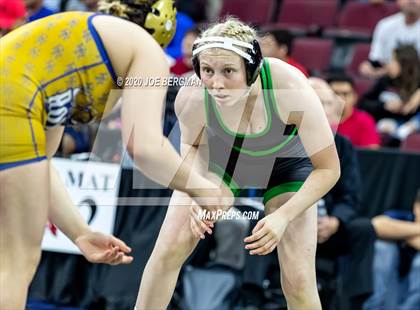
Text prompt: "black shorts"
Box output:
[[209, 156, 313, 205]]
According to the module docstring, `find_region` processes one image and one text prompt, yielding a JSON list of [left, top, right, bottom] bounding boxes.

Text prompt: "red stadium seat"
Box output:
[[325, 2, 398, 38], [353, 76, 374, 98], [219, 0, 275, 26], [400, 132, 420, 153], [291, 38, 334, 74], [275, 1, 338, 33], [282, 0, 337, 3], [346, 43, 371, 77]]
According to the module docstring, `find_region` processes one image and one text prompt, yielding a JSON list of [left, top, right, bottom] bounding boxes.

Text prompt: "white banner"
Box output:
[[41, 158, 120, 254]]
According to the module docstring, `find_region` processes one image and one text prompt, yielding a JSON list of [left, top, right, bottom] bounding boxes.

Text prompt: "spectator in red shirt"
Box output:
[[328, 74, 381, 148], [259, 29, 309, 77], [0, 0, 26, 37], [170, 26, 200, 76]]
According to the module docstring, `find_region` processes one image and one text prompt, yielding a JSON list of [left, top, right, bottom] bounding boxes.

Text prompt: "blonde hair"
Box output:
[[201, 17, 257, 44], [98, 0, 156, 25]]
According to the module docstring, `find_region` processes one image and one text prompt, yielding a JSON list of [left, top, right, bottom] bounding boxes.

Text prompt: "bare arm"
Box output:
[[372, 215, 420, 240], [45, 127, 89, 241], [92, 16, 222, 197], [270, 59, 340, 222], [45, 125, 132, 264]]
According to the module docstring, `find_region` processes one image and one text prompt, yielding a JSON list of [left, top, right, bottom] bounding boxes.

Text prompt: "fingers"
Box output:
[[110, 236, 132, 253], [92, 245, 119, 263], [102, 246, 134, 265], [190, 215, 204, 239], [245, 235, 271, 250], [251, 239, 278, 256], [244, 220, 265, 243], [252, 219, 265, 234], [190, 205, 213, 236], [192, 215, 212, 239], [108, 252, 134, 265]]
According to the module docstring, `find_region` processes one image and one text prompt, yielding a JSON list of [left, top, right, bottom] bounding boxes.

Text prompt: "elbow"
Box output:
[[130, 143, 158, 166], [127, 136, 165, 168], [329, 162, 341, 188], [334, 164, 341, 184], [124, 130, 163, 164]]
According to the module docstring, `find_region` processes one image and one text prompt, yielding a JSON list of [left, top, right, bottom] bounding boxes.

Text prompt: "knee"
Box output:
[[281, 269, 317, 302], [152, 234, 197, 269]]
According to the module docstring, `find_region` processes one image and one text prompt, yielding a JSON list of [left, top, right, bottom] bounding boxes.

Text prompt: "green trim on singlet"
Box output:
[[230, 59, 298, 157], [263, 181, 304, 205], [232, 131, 296, 157], [209, 162, 241, 197], [204, 89, 211, 125], [205, 59, 298, 157], [206, 66, 272, 139], [263, 58, 298, 138], [263, 58, 281, 119]]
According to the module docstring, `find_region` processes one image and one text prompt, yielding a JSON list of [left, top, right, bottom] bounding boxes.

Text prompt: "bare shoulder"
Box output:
[[265, 57, 309, 90], [91, 15, 154, 51], [175, 75, 206, 124], [264, 58, 319, 124], [91, 15, 166, 78]]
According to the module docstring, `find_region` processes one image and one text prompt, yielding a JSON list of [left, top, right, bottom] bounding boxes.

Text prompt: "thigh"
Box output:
[[0, 160, 49, 260], [265, 193, 317, 280]]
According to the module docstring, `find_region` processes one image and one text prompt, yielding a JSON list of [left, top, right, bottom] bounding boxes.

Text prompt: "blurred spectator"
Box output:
[[80, 0, 97, 11], [310, 77, 377, 309], [259, 29, 309, 77], [205, 0, 222, 21], [170, 26, 200, 76], [24, 0, 56, 22], [364, 192, 420, 310], [0, 0, 26, 37], [360, 45, 420, 144], [396, 112, 420, 141], [327, 74, 381, 148], [59, 0, 84, 11], [176, 0, 206, 23], [165, 12, 195, 59], [359, 0, 420, 79], [60, 126, 91, 156]]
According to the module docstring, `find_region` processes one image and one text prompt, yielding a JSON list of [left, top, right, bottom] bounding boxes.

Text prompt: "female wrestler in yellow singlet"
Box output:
[[0, 1, 230, 308]]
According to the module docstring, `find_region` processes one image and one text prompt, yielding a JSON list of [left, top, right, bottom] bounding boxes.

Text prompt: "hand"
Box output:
[[75, 231, 134, 265], [359, 61, 387, 79], [384, 100, 403, 113], [190, 172, 235, 212], [317, 216, 340, 244], [190, 203, 214, 239], [406, 235, 420, 251], [244, 213, 288, 255], [402, 99, 420, 115]]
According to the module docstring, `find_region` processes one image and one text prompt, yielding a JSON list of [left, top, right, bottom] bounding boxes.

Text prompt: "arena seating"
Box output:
[[219, 0, 275, 25], [275, 0, 338, 33], [291, 38, 334, 74]]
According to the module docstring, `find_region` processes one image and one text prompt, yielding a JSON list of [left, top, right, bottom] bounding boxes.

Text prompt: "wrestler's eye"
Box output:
[[224, 68, 234, 75], [202, 67, 213, 75]]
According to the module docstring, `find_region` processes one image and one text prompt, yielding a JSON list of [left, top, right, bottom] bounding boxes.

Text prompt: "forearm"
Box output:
[[48, 162, 90, 242], [276, 168, 339, 222], [132, 137, 219, 197], [372, 216, 420, 240]]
